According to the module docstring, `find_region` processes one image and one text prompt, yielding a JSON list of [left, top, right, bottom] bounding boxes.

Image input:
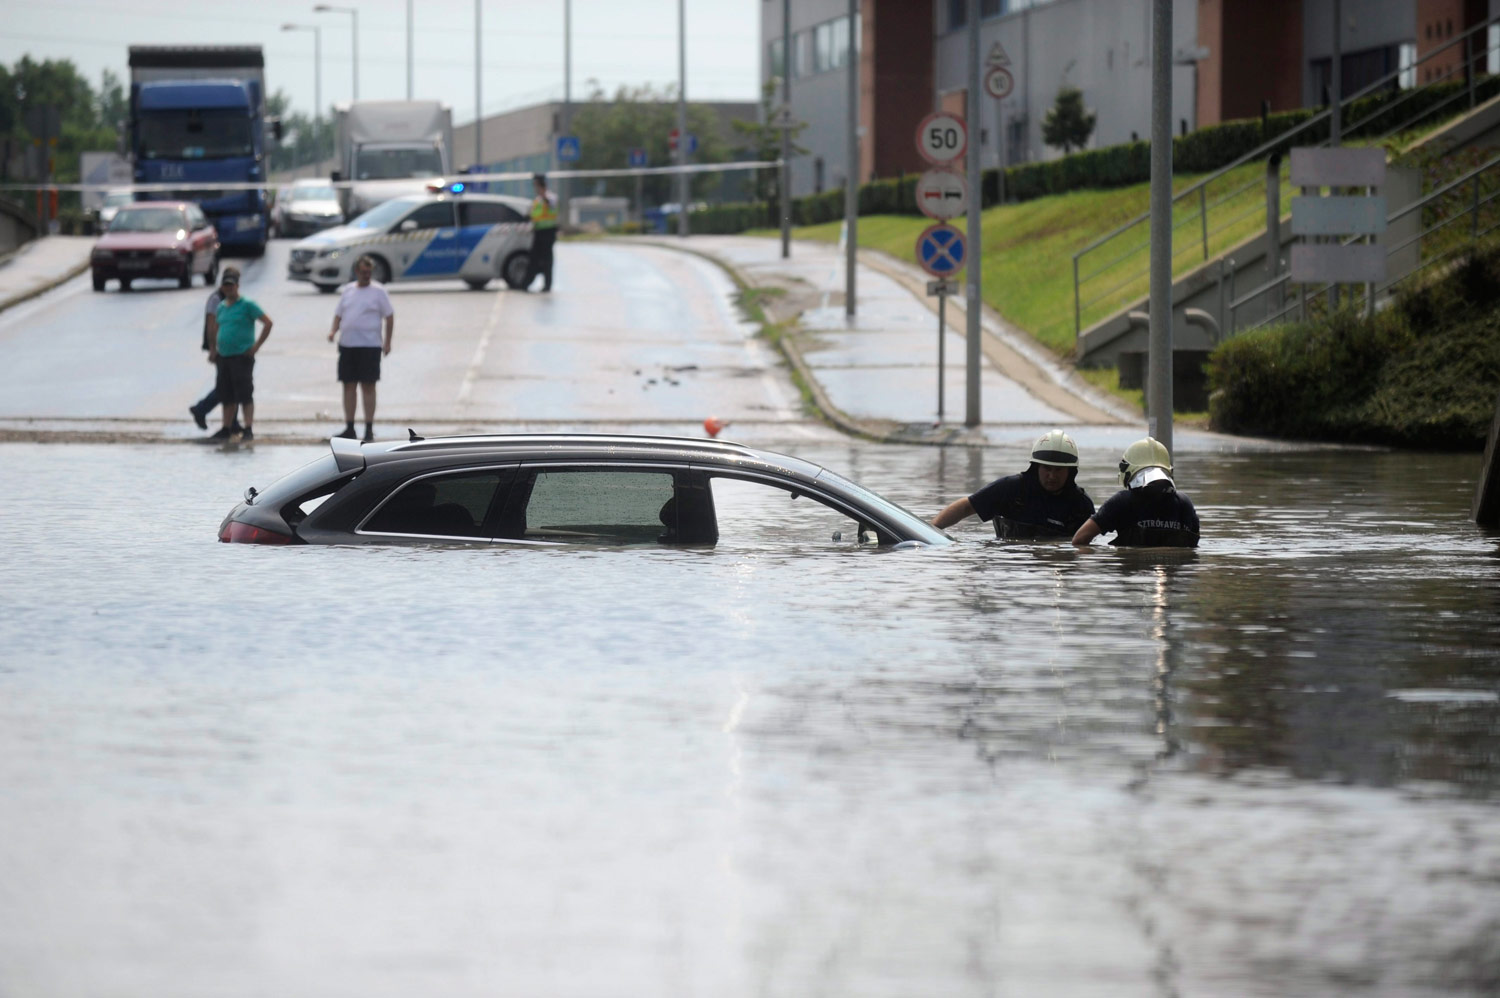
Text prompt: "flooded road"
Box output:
[[2, 438, 1498, 996]]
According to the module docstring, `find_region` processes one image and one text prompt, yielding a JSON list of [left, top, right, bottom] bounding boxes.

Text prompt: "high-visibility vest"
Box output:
[[530, 193, 558, 229]]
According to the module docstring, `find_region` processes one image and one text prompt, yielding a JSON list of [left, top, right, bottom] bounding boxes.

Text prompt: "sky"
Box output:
[[1, 0, 762, 123]]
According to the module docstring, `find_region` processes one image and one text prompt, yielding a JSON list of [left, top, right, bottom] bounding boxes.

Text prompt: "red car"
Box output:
[[91, 201, 220, 292]]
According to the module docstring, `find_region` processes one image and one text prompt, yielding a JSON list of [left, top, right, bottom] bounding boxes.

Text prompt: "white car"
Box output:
[[272, 179, 344, 238], [94, 188, 135, 231], [287, 188, 533, 293]]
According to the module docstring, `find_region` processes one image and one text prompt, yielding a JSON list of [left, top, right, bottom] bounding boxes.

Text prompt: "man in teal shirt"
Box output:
[[208, 272, 273, 441]]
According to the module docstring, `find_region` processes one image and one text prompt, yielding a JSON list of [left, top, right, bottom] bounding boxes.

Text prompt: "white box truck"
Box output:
[[332, 100, 454, 216]]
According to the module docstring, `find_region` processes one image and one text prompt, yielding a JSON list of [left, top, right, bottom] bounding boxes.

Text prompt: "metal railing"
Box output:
[[1225, 149, 1500, 334], [1071, 15, 1500, 338]]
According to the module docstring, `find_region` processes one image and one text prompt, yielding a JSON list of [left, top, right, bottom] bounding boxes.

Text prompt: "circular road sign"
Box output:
[[915, 222, 967, 278], [915, 111, 967, 165], [984, 66, 1014, 100], [915, 168, 968, 221]]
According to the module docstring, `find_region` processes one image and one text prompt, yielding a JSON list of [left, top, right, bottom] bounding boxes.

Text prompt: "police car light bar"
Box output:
[[424, 179, 467, 194]]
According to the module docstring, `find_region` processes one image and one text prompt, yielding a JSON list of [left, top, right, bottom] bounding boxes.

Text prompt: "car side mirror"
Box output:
[[399, 219, 418, 232]]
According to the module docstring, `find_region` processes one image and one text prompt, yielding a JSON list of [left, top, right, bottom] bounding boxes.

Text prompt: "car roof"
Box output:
[[330, 432, 828, 481]]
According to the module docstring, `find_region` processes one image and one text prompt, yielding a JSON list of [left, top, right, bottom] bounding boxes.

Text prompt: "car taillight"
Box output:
[[219, 521, 294, 544]]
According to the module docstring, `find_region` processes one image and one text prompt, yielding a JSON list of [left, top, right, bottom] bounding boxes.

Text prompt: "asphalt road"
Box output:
[[0, 239, 802, 434]]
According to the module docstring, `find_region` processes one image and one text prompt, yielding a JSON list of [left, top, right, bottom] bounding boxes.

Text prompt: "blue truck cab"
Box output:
[[128, 46, 279, 255]]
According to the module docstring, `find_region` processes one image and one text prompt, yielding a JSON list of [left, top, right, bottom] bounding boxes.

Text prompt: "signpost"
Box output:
[[667, 129, 698, 155], [915, 110, 971, 425], [914, 168, 968, 220], [1289, 147, 1387, 295]]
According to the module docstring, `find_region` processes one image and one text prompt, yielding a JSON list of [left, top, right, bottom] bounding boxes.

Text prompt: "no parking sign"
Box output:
[[915, 223, 966, 278]]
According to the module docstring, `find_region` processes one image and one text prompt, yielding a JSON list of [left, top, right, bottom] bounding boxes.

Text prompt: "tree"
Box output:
[[731, 79, 808, 206], [1041, 86, 1096, 155], [567, 80, 734, 205]]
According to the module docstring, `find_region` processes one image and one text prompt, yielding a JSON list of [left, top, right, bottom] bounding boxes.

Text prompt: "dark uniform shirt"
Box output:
[[968, 470, 1095, 540], [1093, 485, 1200, 547]]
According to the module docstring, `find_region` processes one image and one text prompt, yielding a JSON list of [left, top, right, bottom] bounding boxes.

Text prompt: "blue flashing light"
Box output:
[[450, 182, 466, 193]]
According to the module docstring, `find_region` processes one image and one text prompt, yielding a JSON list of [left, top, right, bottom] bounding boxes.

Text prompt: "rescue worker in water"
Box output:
[[1072, 436, 1200, 548], [931, 429, 1095, 539]]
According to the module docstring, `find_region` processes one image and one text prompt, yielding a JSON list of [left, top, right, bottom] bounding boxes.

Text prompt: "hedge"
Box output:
[[686, 76, 1500, 236]]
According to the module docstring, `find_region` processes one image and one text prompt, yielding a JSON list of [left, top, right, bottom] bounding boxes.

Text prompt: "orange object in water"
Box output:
[[703, 417, 727, 438]]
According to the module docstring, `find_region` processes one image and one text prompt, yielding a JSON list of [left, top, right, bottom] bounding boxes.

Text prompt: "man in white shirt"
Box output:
[[327, 255, 395, 442]]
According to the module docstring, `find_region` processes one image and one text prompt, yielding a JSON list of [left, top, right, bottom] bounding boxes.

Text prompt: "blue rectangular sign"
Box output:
[[555, 135, 581, 163]]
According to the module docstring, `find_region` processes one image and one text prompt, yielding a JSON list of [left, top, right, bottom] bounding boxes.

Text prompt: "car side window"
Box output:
[[460, 201, 524, 226], [397, 202, 456, 232], [361, 470, 506, 538], [502, 469, 680, 544], [708, 476, 870, 547]]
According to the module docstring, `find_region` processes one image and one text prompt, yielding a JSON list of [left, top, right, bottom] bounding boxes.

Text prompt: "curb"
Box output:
[[0, 253, 90, 315]]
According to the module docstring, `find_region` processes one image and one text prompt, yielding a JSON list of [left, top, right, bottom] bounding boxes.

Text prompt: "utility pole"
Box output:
[[964, 0, 982, 427], [1147, 0, 1173, 452], [844, 0, 858, 318], [561, 0, 571, 228], [474, 0, 482, 169], [677, 0, 689, 237], [780, 0, 791, 259]]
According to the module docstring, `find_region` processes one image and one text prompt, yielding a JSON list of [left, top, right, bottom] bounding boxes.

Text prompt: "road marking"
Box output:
[[458, 289, 506, 404]]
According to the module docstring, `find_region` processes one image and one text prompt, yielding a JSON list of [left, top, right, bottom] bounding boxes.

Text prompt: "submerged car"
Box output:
[[219, 433, 951, 548], [91, 202, 220, 291], [272, 179, 344, 238], [286, 187, 532, 293]]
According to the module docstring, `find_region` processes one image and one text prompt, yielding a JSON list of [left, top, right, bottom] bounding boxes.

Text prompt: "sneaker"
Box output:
[[189, 406, 208, 430], [239, 427, 253, 442], [336, 427, 357, 439], [209, 426, 234, 441], [362, 428, 375, 443]]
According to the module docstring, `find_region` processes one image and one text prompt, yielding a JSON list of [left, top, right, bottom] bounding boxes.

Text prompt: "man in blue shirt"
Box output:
[[1072, 437, 1200, 548], [207, 272, 273, 442], [931, 429, 1095, 539]]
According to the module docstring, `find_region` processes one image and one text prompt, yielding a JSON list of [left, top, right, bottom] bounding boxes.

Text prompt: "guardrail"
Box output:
[[1071, 15, 1500, 340], [1224, 150, 1500, 334]]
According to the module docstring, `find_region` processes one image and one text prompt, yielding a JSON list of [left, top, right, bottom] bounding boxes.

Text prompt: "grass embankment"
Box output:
[[750, 162, 1283, 354], [1208, 245, 1500, 449]]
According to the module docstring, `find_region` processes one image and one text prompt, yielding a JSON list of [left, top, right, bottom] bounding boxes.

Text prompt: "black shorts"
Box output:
[[338, 346, 382, 383], [215, 353, 255, 405]]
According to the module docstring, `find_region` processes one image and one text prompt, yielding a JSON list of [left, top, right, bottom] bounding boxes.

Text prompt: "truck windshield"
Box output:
[[355, 147, 444, 180], [138, 112, 254, 160]]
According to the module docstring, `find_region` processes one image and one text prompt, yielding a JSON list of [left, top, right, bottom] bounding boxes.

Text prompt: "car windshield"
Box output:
[[346, 198, 423, 230], [137, 111, 254, 160], [107, 207, 187, 233], [291, 185, 337, 202], [355, 146, 443, 180], [104, 192, 134, 207]]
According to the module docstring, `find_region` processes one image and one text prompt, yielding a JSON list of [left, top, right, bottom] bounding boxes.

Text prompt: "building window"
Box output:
[[1490, 25, 1499, 74], [793, 31, 811, 79], [814, 21, 833, 73], [949, 0, 967, 32], [828, 15, 851, 71], [769, 39, 785, 82], [1398, 42, 1416, 89]]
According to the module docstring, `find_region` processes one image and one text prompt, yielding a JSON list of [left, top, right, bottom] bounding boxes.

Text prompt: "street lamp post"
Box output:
[[281, 23, 322, 174], [312, 3, 358, 101]]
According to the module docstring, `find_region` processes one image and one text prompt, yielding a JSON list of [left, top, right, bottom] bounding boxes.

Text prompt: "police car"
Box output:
[[286, 184, 533, 293]]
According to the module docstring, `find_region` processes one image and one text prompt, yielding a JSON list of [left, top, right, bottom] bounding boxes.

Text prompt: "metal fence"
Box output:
[[1070, 15, 1500, 339]]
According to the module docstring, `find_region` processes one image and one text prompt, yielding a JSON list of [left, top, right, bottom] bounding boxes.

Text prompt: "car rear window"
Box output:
[[515, 470, 676, 543], [362, 470, 506, 539]]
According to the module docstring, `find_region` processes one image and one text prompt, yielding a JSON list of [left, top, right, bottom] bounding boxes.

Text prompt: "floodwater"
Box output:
[[2, 439, 1498, 997]]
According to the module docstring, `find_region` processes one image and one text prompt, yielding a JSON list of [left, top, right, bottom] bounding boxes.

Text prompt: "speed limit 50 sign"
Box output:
[[915, 111, 967, 165]]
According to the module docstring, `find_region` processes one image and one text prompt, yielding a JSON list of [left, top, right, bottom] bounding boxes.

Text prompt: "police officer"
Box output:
[[931, 429, 1095, 539], [1072, 437, 1200, 547], [522, 172, 558, 292]]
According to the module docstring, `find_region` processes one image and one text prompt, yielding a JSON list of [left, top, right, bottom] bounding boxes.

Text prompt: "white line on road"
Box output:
[[458, 289, 507, 404]]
